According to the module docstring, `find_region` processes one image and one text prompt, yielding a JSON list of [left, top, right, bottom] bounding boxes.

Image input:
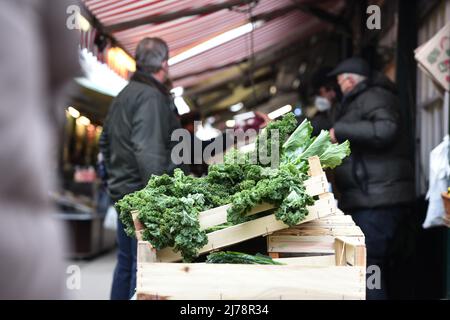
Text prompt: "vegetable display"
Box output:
[[116, 113, 350, 261]]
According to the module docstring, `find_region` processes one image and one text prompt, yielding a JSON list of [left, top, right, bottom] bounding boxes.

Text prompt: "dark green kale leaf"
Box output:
[[255, 113, 298, 166], [227, 163, 313, 226], [116, 169, 234, 262]]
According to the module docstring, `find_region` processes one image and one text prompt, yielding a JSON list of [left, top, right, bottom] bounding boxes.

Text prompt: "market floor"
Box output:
[[65, 249, 117, 300]]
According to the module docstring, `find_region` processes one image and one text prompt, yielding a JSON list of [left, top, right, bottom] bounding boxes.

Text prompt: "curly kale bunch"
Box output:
[[255, 112, 298, 166], [115, 169, 234, 261], [227, 163, 314, 226]]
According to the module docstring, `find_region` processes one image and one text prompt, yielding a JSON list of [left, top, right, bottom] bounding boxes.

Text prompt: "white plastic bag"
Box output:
[[103, 205, 118, 231], [423, 134, 450, 228]]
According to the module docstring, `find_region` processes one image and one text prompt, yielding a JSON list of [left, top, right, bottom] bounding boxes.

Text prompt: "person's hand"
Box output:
[[254, 111, 270, 128], [329, 128, 337, 143]]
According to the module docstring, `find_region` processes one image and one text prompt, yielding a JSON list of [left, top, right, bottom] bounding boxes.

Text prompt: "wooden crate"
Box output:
[[133, 156, 338, 262], [136, 237, 366, 300], [134, 156, 365, 300], [335, 236, 367, 268], [267, 213, 365, 259]]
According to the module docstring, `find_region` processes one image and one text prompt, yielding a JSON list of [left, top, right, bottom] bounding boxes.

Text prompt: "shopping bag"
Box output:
[[103, 205, 118, 231], [423, 135, 450, 228]]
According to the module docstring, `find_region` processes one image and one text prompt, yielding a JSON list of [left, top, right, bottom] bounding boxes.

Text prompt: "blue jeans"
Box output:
[[350, 205, 414, 300], [110, 218, 137, 300]]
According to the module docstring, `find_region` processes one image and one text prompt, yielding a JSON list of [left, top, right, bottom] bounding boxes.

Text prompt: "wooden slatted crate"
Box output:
[[267, 213, 365, 258], [133, 156, 338, 262], [136, 237, 366, 300], [133, 156, 366, 300]]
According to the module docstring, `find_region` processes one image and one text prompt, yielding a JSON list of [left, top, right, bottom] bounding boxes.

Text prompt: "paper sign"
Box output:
[[415, 22, 450, 91]]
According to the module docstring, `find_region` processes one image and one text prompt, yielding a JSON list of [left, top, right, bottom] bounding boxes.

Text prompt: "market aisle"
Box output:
[[65, 250, 116, 300]]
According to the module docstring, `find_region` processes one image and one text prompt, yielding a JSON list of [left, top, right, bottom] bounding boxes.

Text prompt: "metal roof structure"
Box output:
[[82, 0, 344, 87]]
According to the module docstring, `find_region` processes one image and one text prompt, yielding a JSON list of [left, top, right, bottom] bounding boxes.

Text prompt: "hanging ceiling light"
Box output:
[[268, 105, 292, 120], [229, 102, 244, 112], [225, 119, 236, 128], [168, 21, 263, 66]]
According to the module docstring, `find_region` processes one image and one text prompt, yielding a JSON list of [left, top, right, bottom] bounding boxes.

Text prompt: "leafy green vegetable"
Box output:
[[256, 112, 297, 166], [319, 140, 351, 169], [115, 169, 234, 262], [275, 186, 314, 226], [282, 128, 351, 171], [206, 251, 284, 265], [282, 118, 313, 157], [115, 113, 351, 262], [296, 130, 331, 163], [227, 163, 313, 226]]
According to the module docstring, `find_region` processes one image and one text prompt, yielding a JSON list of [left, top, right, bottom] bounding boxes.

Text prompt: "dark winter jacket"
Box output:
[[99, 71, 182, 202], [333, 72, 415, 210], [310, 103, 341, 136]]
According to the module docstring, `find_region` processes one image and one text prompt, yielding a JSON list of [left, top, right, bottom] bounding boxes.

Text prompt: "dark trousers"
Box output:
[[110, 218, 137, 300], [350, 205, 416, 300]]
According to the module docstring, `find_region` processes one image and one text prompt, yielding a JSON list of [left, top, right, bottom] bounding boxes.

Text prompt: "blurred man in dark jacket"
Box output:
[[100, 37, 182, 300], [328, 57, 415, 300]]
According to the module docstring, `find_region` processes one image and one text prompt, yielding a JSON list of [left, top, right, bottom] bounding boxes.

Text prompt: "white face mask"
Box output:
[[314, 96, 331, 112]]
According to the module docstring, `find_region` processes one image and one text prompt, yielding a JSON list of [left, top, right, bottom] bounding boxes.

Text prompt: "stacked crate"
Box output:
[[133, 156, 367, 299], [267, 212, 365, 262]]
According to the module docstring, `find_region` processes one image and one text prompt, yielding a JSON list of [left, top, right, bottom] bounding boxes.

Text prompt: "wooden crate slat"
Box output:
[[272, 226, 364, 237], [268, 235, 337, 254], [303, 173, 329, 196], [273, 255, 336, 267], [198, 204, 230, 230], [198, 202, 274, 231], [136, 263, 365, 300], [300, 215, 355, 227], [268, 235, 366, 254], [307, 155, 324, 176]]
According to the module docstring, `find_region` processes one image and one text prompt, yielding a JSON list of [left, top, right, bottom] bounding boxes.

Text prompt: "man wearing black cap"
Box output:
[[328, 57, 415, 300]]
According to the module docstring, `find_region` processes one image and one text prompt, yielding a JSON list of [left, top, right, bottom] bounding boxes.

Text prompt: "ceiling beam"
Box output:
[[250, 4, 297, 22], [291, 0, 351, 37], [105, 0, 257, 33]]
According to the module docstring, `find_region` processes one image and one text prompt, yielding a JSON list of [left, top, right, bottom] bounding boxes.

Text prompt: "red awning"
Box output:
[[82, 0, 344, 87]]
